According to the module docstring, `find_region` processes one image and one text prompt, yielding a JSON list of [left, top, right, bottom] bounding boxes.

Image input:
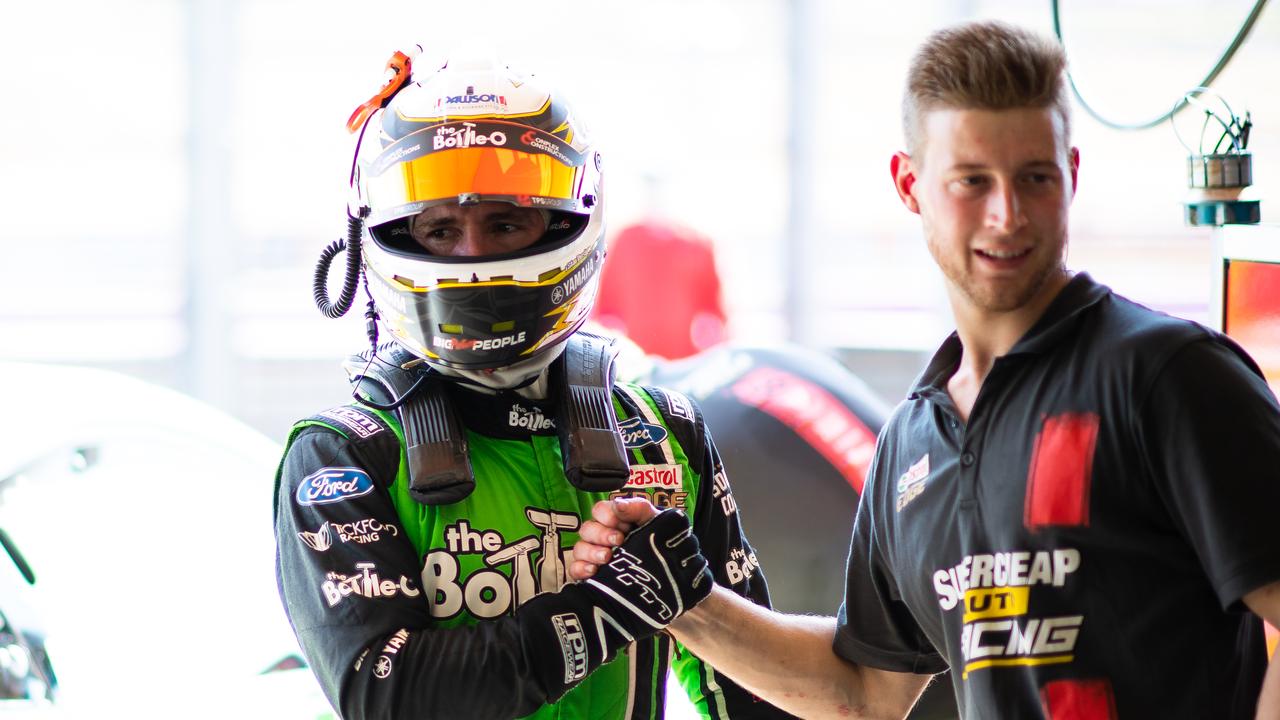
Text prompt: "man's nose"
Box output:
[[985, 182, 1027, 234], [451, 225, 497, 257]]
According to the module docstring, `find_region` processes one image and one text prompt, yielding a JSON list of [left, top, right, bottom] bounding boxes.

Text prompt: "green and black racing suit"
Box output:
[[274, 376, 791, 719]]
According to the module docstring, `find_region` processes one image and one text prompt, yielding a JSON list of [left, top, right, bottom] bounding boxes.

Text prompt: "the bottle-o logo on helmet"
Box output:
[[434, 123, 508, 150]]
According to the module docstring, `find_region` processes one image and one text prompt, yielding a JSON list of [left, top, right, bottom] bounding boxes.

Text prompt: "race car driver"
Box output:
[[272, 51, 793, 720]]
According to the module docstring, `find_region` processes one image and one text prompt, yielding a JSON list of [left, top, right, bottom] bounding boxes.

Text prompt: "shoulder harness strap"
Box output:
[[343, 345, 475, 505], [554, 331, 631, 492], [341, 334, 630, 506]]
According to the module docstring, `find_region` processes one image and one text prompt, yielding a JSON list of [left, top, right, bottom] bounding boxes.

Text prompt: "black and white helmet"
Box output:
[[352, 55, 605, 371]]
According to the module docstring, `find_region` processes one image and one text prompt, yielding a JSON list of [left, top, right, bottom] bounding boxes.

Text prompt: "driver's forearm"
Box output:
[[668, 586, 923, 719]]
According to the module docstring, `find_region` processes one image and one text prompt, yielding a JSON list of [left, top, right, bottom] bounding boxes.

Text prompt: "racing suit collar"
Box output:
[[427, 343, 566, 399]]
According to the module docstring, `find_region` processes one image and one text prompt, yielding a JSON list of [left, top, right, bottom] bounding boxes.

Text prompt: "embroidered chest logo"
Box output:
[[618, 416, 668, 449], [508, 402, 555, 432], [420, 507, 581, 620], [609, 464, 689, 511], [895, 454, 930, 512]]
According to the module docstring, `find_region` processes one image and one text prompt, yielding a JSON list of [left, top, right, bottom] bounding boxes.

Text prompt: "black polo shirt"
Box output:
[[834, 273, 1280, 719]]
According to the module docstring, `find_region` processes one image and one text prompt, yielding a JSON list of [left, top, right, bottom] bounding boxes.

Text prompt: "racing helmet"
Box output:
[[353, 55, 605, 371]]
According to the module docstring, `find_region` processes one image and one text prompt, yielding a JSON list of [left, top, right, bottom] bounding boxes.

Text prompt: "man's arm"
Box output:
[[649, 386, 804, 717], [1244, 581, 1280, 718], [572, 499, 930, 719], [1134, 338, 1280, 718], [673, 586, 930, 719]]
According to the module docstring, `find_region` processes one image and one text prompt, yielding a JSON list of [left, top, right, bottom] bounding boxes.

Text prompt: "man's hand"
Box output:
[[519, 499, 712, 699], [570, 497, 659, 581], [584, 505, 713, 629]]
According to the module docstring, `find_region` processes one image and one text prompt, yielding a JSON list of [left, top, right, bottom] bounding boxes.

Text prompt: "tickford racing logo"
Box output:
[[298, 518, 401, 551], [933, 548, 1083, 678]]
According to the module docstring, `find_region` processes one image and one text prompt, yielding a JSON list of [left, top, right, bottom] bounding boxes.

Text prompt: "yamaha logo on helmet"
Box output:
[[551, 253, 598, 306]]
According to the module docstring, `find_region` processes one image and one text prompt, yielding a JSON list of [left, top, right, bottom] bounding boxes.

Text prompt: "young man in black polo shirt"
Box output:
[[570, 20, 1280, 719]]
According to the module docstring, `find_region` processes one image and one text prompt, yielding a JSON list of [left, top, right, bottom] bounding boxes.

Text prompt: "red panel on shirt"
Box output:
[[1024, 412, 1099, 530], [1039, 678, 1117, 720]]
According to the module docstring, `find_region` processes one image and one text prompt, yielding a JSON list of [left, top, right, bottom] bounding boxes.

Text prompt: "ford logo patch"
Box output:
[[618, 416, 668, 449], [296, 467, 375, 506]]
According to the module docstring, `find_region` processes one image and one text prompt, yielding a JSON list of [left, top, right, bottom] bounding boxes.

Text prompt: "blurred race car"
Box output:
[[0, 362, 327, 719]]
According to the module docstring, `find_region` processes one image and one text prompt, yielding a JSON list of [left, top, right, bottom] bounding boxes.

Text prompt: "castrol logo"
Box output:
[[626, 464, 683, 490]]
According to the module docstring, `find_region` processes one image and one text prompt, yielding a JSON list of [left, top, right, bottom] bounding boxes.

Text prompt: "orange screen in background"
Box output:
[[1224, 260, 1280, 399], [1223, 260, 1280, 659]]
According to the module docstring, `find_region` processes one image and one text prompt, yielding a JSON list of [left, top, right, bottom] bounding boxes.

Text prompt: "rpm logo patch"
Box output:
[[551, 613, 588, 683]]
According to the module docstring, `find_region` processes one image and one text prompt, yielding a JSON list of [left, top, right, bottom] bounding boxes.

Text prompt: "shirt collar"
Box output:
[[907, 272, 1111, 399]]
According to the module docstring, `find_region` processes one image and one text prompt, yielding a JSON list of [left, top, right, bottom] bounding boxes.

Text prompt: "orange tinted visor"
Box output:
[[365, 121, 586, 215]]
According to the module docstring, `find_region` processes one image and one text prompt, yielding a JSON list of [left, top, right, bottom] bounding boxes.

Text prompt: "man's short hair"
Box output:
[[902, 21, 1071, 157]]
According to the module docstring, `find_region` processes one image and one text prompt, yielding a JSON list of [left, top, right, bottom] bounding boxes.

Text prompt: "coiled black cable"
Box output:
[[1052, 0, 1269, 131], [313, 212, 365, 319]]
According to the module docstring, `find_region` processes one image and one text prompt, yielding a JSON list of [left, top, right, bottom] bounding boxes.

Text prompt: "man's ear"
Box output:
[[1069, 147, 1080, 198], [891, 152, 920, 214]]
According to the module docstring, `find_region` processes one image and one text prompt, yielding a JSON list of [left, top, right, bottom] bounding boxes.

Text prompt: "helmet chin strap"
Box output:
[[426, 343, 568, 399]]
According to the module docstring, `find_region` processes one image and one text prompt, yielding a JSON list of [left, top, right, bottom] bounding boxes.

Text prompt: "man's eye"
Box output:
[[952, 176, 987, 192], [495, 223, 522, 234], [416, 227, 454, 241]]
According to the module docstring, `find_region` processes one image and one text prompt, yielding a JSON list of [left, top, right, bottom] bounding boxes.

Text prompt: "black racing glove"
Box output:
[[519, 508, 714, 699]]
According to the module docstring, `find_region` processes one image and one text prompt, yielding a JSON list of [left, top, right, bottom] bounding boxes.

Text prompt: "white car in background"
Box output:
[[0, 363, 330, 719]]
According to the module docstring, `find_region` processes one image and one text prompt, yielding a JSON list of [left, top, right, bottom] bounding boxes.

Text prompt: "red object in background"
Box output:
[[593, 220, 728, 360], [1222, 259, 1280, 657], [1224, 260, 1280, 396], [729, 366, 878, 494]]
